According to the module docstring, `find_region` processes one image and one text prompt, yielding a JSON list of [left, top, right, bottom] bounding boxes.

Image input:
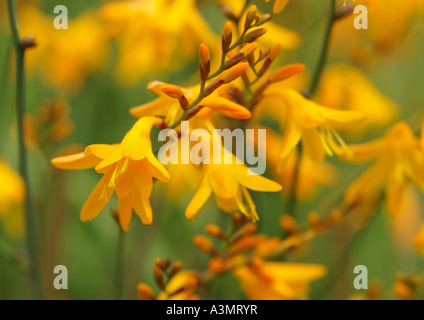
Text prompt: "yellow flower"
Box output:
[[52, 117, 170, 231], [130, 80, 251, 124], [315, 64, 399, 135], [0, 161, 25, 237], [233, 257, 326, 300], [185, 131, 282, 222], [414, 225, 424, 257], [138, 271, 200, 300], [257, 127, 337, 200], [265, 0, 289, 14], [20, 7, 108, 90], [345, 122, 424, 216], [101, 0, 217, 83], [257, 85, 366, 162]]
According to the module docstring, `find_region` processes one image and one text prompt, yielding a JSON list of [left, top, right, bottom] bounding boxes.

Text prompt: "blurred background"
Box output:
[[0, 0, 423, 300]]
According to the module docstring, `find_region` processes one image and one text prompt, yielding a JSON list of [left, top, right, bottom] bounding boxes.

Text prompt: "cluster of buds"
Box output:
[[138, 258, 200, 300], [394, 274, 423, 300], [193, 213, 282, 275]]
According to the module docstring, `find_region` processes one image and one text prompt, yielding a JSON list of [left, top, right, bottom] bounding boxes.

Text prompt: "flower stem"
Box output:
[[113, 228, 125, 300], [309, 0, 336, 96], [6, 0, 43, 299]]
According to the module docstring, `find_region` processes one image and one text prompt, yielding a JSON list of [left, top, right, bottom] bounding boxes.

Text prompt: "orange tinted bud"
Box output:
[[193, 235, 217, 256], [205, 224, 226, 239], [199, 43, 211, 80], [245, 5, 258, 29], [161, 84, 184, 99], [242, 28, 267, 43], [239, 42, 258, 57], [230, 223, 258, 243], [153, 262, 164, 289], [137, 283, 156, 300], [269, 43, 281, 61], [169, 261, 182, 278], [222, 21, 233, 52], [255, 13, 272, 26], [279, 214, 297, 233], [220, 63, 249, 83], [203, 79, 224, 97], [269, 64, 305, 83], [229, 236, 257, 255], [221, 6, 237, 21], [308, 212, 320, 225], [208, 257, 226, 273]]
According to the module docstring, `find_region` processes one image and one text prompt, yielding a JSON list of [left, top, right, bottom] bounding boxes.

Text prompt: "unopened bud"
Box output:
[[199, 43, 211, 81], [230, 223, 258, 243], [203, 79, 224, 97], [242, 28, 267, 43], [220, 62, 249, 83], [137, 284, 156, 300], [205, 224, 226, 239], [21, 36, 37, 49], [193, 235, 217, 256], [255, 14, 272, 26], [239, 42, 258, 57], [161, 84, 184, 99], [169, 261, 182, 278], [222, 21, 233, 53], [269, 64, 305, 83], [220, 5, 238, 21], [244, 5, 258, 29], [153, 261, 164, 289], [269, 43, 281, 61], [279, 214, 297, 234], [257, 58, 272, 78]]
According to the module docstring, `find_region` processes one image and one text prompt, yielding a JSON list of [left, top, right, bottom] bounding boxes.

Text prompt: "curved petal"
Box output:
[[118, 195, 133, 232], [200, 97, 251, 120], [186, 169, 213, 221], [235, 164, 282, 192], [52, 152, 101, 170], [279, 115, 302, 160]]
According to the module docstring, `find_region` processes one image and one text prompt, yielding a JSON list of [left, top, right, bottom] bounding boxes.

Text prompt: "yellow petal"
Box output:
[[186, 169, 213, 221], [200, 97, 251, 120], [235, 165, 282, 192], [279, 115, 302, 160], [302, 129, 325, 162], [273, 0, 289, 13], [52, 151, 100, 170], [118, 195, 133, 232], [265, 262, 327, 282], [341, 139, 384, 163], [81, 173, 114, 222], [385, 172, 407, 217], [320, 107, 367, 127], [146, 152, 171, 182]]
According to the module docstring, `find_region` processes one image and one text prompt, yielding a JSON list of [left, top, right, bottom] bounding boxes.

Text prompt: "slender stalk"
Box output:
[[286, 0, 336, 215], [309, 0, 336, 96], [113, 229, 125, 300], [6, 0, 42, 299]]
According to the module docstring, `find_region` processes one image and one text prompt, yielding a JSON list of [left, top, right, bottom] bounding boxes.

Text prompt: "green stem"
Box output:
[[0, 238, 31, 274], [285, 145, 302, 215], [309, 0, 336, 96], [6, 0, 43, 299], [113, 229, 125, 300]]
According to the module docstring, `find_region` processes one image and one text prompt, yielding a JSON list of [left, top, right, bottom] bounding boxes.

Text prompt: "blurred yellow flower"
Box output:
[[265, 0, 289, 13], [257, 85, 366, 162], [186, 132, 282, 222], [260, 128, 337, 200], [19, 7, 108, 90], [52, 117, 170, 231], [0, 161, 25, 237], [345, 122, 424, 216], [101, 0, 217, 83], [315, 64, 399, 135], [233, 257, 326, 300]]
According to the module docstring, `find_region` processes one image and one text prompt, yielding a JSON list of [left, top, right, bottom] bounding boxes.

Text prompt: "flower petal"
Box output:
[[186, 169, 213, 221]]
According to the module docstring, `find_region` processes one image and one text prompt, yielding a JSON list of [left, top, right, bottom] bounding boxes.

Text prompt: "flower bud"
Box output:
[[222, 21, 233, 53], [199, 43, 211, 81], [203, 79, 224, 97], [169, 261, 182, 279], [239, 42, 258, 57], [244, 5, 258, 29], [137, 284, 156, 300], [269, 64, 305, 83], [193, 235, 217, 256], [219, 62, 249, 84], [279, 214, 297, 234], [161, 84, 184, 99], [269, 43, 281, 61], [242, 28, 267, 43], [255, 13, 272, 26], [205, 224, 226, 239], [153, 260, 165, 289], [220, 5, 237, 21]]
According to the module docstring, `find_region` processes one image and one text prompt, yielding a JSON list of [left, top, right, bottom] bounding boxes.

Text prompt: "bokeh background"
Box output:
[[0, 0, 424, 300]]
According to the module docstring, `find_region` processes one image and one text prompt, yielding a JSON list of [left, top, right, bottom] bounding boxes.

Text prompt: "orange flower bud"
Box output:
[[219, 62, 249, 84], [269, 43, 281, 61], [308, 212, 320, 225], [137, 283, 156, 300], [239, 42, 258, 57], [230, 223, 258, 243], [153, 261, 164, 289], [208, 257, 226, 273], [220, 6, 237, 21], [205, 224, 226, 239], [279, 214, 297, 234], [222, 21, 233, 53], [269, 64, 305, 83], [169, 261, 183, 278], [255, 14, 272, 26], [193, 235, 217, 256], [203, 79, 224, 97], [199, 43, 211, 81], [161, 84, 184, 99]]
